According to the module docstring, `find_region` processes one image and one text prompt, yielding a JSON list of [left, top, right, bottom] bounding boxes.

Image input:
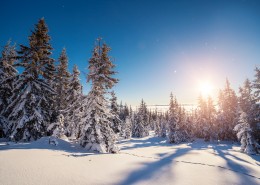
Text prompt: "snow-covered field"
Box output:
[[0, 133, 259, 185]]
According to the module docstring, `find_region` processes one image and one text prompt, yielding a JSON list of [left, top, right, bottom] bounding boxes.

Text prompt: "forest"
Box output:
[[0, 18, 260, 155]]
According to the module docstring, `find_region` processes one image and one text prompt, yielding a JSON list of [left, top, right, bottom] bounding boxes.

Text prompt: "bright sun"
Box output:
[[199, 82, 213, 96]]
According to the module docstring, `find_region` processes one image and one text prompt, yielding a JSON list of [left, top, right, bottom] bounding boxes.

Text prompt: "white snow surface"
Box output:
[[0, 133, 259, 185]]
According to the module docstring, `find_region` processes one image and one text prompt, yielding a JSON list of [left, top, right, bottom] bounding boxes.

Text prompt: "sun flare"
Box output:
[[199, 82, 213, 96]]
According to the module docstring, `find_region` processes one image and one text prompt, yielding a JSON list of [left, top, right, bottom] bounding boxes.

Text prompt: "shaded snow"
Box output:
[[0, 133, 259, 185]]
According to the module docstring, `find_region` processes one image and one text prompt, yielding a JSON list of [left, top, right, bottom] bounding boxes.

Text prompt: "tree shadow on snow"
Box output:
[[118, 139, 260, 185], [248, 154, 260, 166], [118, 147, 191, 185]]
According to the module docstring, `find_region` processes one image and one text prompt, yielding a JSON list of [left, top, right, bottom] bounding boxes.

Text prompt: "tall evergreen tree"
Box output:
[[124, 116, 132, 139], [0, 40, 17, 137], [252, 68, 260, 142], [64, 64, 83, 138], [168, 93, 179, 143], [206, 96, 216, 140], [239, 79, 255, 113], [253, 67, 260, 102], [217, 79, 238, 140], [159, 112, 168, 138], [234, 111, 260, 154], [238, 79, 256, 136], [132, 99, 149, 137], [5, 18, 56, 141], [109, 91, 122, 133], [56, 48, 71, 113], [152, 109, 161, 136], [79, 38, 119, 153], [196, 94, 207, 138]]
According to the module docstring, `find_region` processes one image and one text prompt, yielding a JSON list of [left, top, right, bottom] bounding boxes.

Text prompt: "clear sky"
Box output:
[[1, 0, 260, 107]]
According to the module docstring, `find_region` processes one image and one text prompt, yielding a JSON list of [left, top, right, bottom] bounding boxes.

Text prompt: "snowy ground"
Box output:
[[0, 133, 259, 185]]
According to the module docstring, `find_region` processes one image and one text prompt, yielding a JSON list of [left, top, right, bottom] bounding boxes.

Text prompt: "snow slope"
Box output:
[[0, 133, 259, 185]]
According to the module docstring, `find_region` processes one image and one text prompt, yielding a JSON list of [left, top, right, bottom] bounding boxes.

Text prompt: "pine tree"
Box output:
[[79, 38, 119, 153], [119, 101, 125, 121], [4, 18, 56, 141], [206, 96, 216, 140], [189, 108, 199, 138], [253, 67, 260, 102], [64, 65, 83, 138], [160, 113, 167, 138], [56, 48, 71, 113], [132, 99, 149, 137], [0, 40, 17, 137], [152, 109, 161, 136], [124, 116, 132, 139], [196, 95, 216, 141], [239, 79, 255, 113], [238, 79, 257, 136], [109, 91, 122, 134], [234, 112, 260, 154], [196, 94, 207, 138], [179, 107, 191, 141], [168, 93, 190, 143], [252, 68, 260, 143], [217, 79, 238, 140], [168, 93, 179, 143]]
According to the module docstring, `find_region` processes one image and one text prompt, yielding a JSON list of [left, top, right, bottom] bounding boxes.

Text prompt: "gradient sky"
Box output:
[[1, 0, 260, 107]]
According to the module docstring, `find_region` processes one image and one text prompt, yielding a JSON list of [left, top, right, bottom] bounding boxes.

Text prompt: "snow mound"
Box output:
[[0, 136, 87, 154]]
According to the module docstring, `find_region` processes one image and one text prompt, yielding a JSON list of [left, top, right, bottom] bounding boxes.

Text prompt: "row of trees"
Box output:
[[0, 18, 120, 153], [121, 73, 260, 154], [0, 18, 259, 154]]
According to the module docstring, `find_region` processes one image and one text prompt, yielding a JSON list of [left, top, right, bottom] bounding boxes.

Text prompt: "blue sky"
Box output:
[[1, 0, 260, 107]]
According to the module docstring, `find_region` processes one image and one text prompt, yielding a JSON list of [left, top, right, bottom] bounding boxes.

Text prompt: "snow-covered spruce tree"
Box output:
[[152, 109, 161, 136], [109, 91, 122, 134], [0, 40, 17, 137], [122, 103, 130, 122], [217, 79, 238, 141], [42, 41, 56, 123], [206, 96, 217, 141], [239, 79, 257, 136], [132, 99, 149, 137], [132, 113, 144, 137], [148, 110, 153, 130], [124, 116, 132, 139], [154, 115, 161, 137], [160, 113, 167, 138], [196, 95, 216, 141], [253, 67, 260, 102], [239, 79, 255, 114], [120, 103, 130, 137], [55, 48, 71, 113], [142, 101, 150, 136], [4, 18, 56, 141], [119, 101, 125, 121], [234, 112, 260, 154], [189, 108, 199, 138], [79, 38, 119, 153], [196, 94, 207, 138], [64, 64, 83, 138], [179, 107, 191, 142], [168, 93, 179, 143], [252, 67, 260, 142]]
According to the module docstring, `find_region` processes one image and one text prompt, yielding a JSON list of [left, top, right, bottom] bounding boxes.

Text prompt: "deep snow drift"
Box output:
[[0, 133, 259, 185]]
